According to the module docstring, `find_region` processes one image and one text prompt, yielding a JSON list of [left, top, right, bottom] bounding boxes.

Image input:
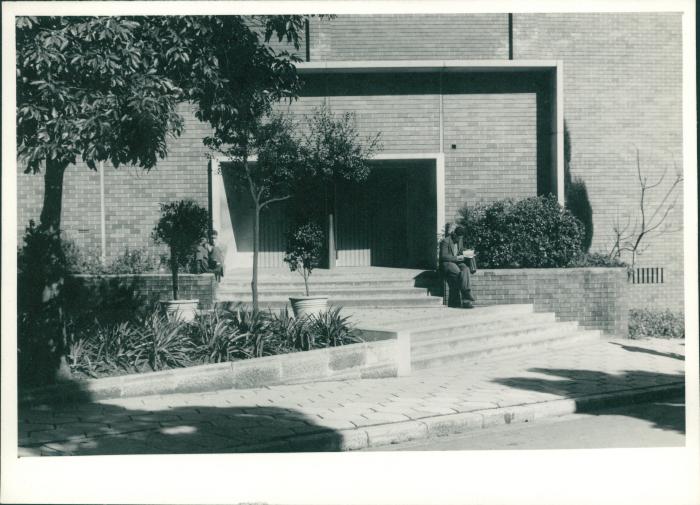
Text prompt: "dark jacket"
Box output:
[[439, 235, 464, 269]]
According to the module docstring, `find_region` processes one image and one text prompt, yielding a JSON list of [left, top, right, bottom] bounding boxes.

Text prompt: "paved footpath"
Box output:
[[18, 337, 685, 455]]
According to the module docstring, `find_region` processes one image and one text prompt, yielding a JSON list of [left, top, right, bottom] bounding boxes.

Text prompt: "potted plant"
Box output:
[[152, 200, 209, 321], [284, 222, 327, 318]]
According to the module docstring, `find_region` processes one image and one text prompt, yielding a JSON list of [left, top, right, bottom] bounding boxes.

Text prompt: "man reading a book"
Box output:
[[439, 225, 477, 308]]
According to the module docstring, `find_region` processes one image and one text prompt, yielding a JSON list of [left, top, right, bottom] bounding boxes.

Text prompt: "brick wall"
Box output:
[[513, 13, 684, 310], [17, 103, 212, 263], [297, 72, 543, 221], [70, 273, 217, 310], [309, 14, 509, 61], [471, 268, 630, 337]]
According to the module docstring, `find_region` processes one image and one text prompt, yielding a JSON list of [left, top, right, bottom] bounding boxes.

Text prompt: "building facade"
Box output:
[[17, 13, 685, 309]]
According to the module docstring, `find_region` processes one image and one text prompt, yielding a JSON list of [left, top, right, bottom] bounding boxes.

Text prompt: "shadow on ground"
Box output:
[[494, 368, 685, 434], [610, 341, 685, 361], [19, 381, 344, 456]]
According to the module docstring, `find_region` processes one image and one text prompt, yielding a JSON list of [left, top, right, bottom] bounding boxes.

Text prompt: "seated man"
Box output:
[[193, 238, 210, 274], [439, 225, 476, 308], [207, 230, 224, 282]]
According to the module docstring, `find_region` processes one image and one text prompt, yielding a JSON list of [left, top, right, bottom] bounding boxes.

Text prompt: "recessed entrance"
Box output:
[[212, 157, 440, 271]]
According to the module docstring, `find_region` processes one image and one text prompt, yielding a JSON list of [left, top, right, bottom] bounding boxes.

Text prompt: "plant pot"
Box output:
[[164, 299, 199, 322], [289, 296, 328, 318]]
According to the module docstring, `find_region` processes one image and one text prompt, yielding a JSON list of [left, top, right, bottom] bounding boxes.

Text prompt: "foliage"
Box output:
[[16, 15, 304, 176], [284, 222, 325, 296], [62, 305, 361, 380], [302, 104, 382, 185], [457, 195, 584, 268], [308, 307, 360, 348], [152, 199, 209, 299], [109, 247, 159, 274], [62, 237, 105, 274], [135, 311, 194, 371], [629, 309, 685, 339], [188, 307, 248, 363], [568, 252, 629, 268]]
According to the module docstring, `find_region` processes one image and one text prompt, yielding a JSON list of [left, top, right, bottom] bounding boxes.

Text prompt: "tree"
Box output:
[[152, 200, 209, 300], [300, 104, 382, 267], [209, 113, 305, 313], [16, 15, 305, 233], [15, 14, 306, 384], [609, 148, 683, 265]]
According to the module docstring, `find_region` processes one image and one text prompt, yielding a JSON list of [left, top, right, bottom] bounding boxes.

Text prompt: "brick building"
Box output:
[[16, 13, 685, 310]]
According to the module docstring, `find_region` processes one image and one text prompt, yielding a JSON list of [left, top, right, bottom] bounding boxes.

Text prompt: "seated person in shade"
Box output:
[[439, 225, 476, 308], [208, 230, 224, 282], [193, 238, 210, 274]]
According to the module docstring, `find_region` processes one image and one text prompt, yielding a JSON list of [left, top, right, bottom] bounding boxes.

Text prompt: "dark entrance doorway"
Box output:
[[335, 159, 437, 268]]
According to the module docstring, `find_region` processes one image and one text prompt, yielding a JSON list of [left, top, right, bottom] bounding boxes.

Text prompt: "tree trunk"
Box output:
[[252, 205, 260, 314], [39, 159, 68, 232]]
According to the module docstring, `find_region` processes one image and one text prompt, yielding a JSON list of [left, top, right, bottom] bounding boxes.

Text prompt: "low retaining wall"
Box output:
[[21, 337, 404, 403], [470, 268, 629, 337], [68, 273, 216, 309]]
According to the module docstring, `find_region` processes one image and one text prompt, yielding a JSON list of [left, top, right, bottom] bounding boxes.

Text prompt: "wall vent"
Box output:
[[629, 267, 664, 284]]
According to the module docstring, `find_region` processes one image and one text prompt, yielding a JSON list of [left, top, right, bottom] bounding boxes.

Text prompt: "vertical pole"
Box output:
[[207, 160, 213, 241], [99, 160, 106, 266], [305, 17, 311, 62], [508, 13, 514, 60]]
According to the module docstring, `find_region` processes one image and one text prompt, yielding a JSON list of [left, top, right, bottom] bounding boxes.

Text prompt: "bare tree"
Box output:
[[609, 148, 683, 265]]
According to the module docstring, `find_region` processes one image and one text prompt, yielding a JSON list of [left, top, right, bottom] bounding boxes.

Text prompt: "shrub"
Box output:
[[308, 307, 360, 348], [457, 195, 584, 268], [109, 248, 159, 274], [55, 304, 363, 380], [134, 311, 194, 371], [62, 237, 105, 274], [152, 200, 209, 299], [569, 252, 629, 268], [629, 309, 685, 339], [284, 222, 325, 296]]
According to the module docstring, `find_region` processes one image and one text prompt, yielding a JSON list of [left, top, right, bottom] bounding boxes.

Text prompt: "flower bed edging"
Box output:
[[20, 332, 405, 404]]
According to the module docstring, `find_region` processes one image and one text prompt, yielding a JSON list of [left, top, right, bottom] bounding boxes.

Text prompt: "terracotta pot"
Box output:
[[289, 296, 328, 318], [164, 299, 199, 322]]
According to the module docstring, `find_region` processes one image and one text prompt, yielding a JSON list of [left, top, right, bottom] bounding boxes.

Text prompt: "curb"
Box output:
[[231, 382, 686, 452]]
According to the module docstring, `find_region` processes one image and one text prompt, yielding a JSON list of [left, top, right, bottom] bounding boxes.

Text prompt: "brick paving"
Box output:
[[18, 337, 685, 455]]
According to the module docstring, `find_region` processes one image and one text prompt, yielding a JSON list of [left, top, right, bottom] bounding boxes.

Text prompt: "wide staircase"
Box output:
[[346, 305, 601, 370], [216, 267, 443, 310], [217, 268, 601, 369]]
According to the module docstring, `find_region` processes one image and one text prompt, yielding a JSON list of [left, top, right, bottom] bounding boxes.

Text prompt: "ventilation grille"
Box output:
[[629, 267, 664, 284]]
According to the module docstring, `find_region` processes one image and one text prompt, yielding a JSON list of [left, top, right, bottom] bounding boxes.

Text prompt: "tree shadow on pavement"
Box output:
[[19, 383, 345, 456], [610, 342, 684, 361], [493, 368, 685, 434]]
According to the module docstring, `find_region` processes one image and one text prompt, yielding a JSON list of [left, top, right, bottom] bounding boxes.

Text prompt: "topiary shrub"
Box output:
[[457, 195, 584, 268], [152, 200, 209, 300], [284, 222, 325, 296]]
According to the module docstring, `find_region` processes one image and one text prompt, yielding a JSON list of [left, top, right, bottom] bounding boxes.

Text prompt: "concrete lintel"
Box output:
[[297, 60, 559, 74]]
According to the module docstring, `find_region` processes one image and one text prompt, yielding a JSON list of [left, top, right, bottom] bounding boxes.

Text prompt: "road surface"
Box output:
[[364, 396, 685, 451]]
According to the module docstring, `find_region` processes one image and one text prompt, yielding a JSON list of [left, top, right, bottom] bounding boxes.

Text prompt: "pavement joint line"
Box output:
[[227, 382, 684, 453]]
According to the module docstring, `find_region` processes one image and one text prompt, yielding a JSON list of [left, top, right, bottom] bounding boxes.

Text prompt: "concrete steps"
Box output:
[[216, 268, 441, 309], [405, 307, 600, 370]]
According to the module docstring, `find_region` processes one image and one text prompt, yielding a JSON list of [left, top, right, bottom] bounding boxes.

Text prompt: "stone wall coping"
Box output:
[[19, 333, 403, 404], [70, 273, 215, 279]]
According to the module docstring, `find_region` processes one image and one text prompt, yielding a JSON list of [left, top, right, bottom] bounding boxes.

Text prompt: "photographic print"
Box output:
[[2, 2, 698, 504]]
